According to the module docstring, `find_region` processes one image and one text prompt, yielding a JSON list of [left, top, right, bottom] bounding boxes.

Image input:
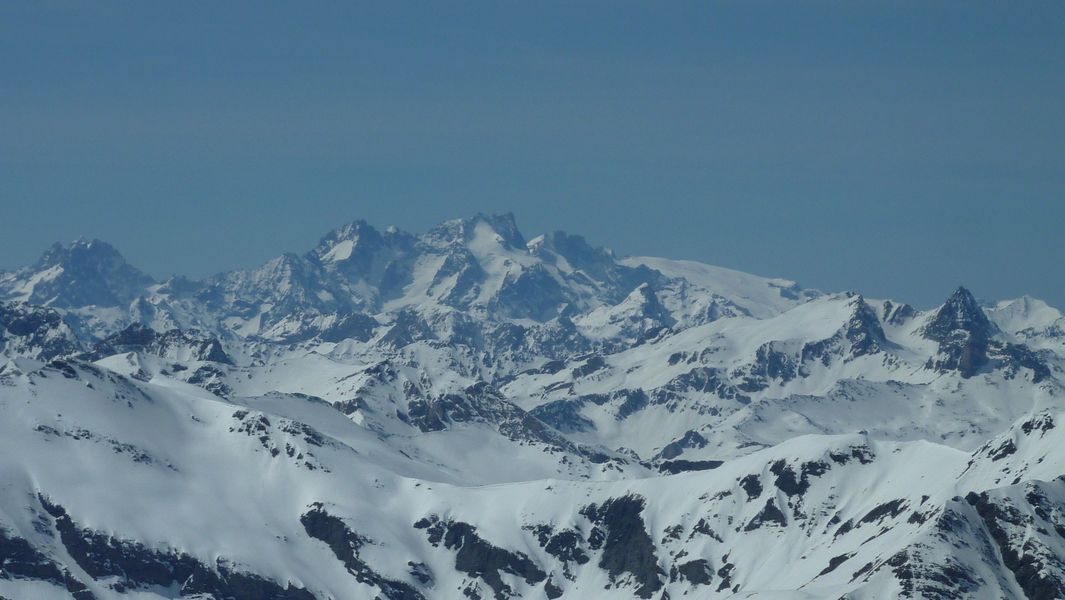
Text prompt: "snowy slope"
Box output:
[[2, 360, 1063, 599], [1, 214, 1063, 599]]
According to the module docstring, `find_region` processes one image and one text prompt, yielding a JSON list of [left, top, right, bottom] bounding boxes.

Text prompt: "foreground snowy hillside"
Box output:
[[1, 214, 1063, 599]]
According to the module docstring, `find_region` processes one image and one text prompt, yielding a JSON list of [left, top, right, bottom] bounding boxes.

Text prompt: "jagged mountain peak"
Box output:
[[1, 238, 154, 309], [916, 287, 1057, 381], [921, 286, 995, 342], [423, 212, 526, 251], [36, 237, 125, 267], [946, 285, 982, 308], [2, 218, 1065, 599], [311, 219, 414, 266]]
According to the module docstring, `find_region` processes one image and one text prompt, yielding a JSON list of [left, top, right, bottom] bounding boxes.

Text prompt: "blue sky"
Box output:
[[2, 2, 1063, 308]]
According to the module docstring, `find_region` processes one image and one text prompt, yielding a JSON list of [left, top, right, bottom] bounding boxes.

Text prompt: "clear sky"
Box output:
[[2, 2, 1063, 309]]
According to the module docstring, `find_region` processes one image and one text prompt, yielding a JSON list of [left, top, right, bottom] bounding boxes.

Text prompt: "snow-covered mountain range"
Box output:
[[1, 214, 1063, 599]]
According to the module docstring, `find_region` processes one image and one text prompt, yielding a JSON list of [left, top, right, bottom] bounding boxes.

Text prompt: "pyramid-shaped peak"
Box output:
[[947, 286, 979, 307], [922, 286, 994, 342], [942, 286, 989, 322]]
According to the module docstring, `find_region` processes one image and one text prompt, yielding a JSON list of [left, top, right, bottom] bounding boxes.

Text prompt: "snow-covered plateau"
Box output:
[[1, 213, 1063, 599]]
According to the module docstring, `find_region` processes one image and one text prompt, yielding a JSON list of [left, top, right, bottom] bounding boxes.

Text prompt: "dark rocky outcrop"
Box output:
[[858, 499, 908, 525], [769, 458, 831, 498], [524, 523, 590, 589], [992, 342, 1052, 383], [738, 342, 799, 391], [406, 382, 613, 465], [529, 399, 596, 433], [317, 311, 379, 343], [656, 430, 708, 460], [657, 459, 723, 474], [0, 301, 81, 361], [883, 548, 981, 600], [580, 495, 663, 599], [659, 367, 749, 405], [229, 410, 331, 471], [671, 559, 713, 586], [301, 503, 424, 600], [922, 287, 995, 378], [187, 363, 233, 398], [0, 526, 95, 599], [492, 264, 569, 322], [94, 323, 233, 364], [882, 300, 917, 325], [921, 288, 1051, 381], [37, 495, 315, 599], [816, 553, 853, 577], [966, 487, 1065, 599], [378, 309, 438, 349], [743, 498, 788, 531], [414, 516, 546, 600], [806, 296, 886, 361], [739, 474, 763, 500]]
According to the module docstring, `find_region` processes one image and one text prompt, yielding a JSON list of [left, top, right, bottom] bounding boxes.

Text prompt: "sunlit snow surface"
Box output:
[[1, 216, 1064, 599]]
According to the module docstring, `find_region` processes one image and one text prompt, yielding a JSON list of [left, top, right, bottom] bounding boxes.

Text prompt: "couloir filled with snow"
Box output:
[[1, 214, 1063, 599]]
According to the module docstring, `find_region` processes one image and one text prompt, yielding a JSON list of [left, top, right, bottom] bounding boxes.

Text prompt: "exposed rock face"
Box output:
[[525, 524, 590, 578], [657, 459, 722, 474], [743, 498, 788, 531], [800, 295, 888, 366], [839, 295, 889, 357], [530, 230, 662, 307], [673, 558, 713, 585], [923, 287, 996, 377], [93, 323, 233, 364], [311, 219, 418, 306], [404, 381, 615, 465], [2, 239, 155, 309], [301, 504, 425, 600], [0, 301, 81, 361], [0, 215, 1064, 600], [580, 495, 664, 599], [528, 399, 596, 433], [882, 299, 917, 325], [656, 429, 709, 460], [415, 516, 546, 600], [992, 342, 1053, 383], [37, 495, 314, 600], [0, 526, 94, 599], [966, 483, 1065, 600], [920, 287, 1051, 381]]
